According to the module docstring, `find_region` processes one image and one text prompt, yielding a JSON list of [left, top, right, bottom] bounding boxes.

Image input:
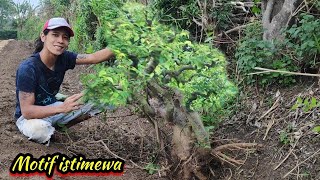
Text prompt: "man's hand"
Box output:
[[61, 93, 83, 113]]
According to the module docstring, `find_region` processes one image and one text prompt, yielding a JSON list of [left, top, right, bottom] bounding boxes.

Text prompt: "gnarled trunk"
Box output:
[[261, 0, 301, 41]]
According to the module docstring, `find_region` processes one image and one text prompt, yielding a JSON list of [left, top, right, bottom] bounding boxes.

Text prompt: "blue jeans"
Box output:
[[16, 101, 95, 144]]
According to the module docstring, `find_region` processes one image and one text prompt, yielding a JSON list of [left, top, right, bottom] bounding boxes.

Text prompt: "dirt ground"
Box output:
[[213, 84, 320, 179], [0, 40, 319, 180]]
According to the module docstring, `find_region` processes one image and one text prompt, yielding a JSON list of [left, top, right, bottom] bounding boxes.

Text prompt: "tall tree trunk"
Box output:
[[261, 0, 300, 41]]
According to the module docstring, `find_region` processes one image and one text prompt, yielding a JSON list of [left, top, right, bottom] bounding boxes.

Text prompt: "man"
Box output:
[[15, 17, 114, 144]]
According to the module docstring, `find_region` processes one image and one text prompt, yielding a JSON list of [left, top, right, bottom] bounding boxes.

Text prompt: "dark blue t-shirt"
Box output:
[[15, 51, 77, 119]]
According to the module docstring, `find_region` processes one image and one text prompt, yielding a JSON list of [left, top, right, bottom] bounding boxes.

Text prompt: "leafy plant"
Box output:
[[235, 22, 298, 86], [144, 163, 160, 174], [286, 13, 320, 68], [279, 123, 295, 145], [292, 96, 320, 113], [78, 1, 237, 125], [279, 131, 291, 145]]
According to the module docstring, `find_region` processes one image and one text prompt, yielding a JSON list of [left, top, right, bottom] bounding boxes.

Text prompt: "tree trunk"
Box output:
[[261, 0, 300, 41], [139, 80, 210, 179]]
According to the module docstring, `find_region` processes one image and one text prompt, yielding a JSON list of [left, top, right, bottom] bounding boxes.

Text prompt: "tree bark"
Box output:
[[262, 0, 300, 41]]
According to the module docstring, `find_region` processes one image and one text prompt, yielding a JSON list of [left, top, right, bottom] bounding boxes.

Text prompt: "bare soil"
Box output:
[[0, 40, 319, 180]]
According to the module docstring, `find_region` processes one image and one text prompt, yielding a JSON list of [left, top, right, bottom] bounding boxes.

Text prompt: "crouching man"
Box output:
[[15, 17, 114, 144]]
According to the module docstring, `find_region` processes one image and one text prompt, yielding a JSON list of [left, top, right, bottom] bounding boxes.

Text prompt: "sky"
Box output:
[[13, 0, 40, 8]]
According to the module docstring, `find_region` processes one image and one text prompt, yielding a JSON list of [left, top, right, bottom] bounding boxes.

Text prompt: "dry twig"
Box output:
[[249, 67, 320, 77], [283, 149, 320, 178], [273, 138, 299, 170], [263, 114, 275, 140], [91, 140, 126, 161], [258, 96, 280, 121]]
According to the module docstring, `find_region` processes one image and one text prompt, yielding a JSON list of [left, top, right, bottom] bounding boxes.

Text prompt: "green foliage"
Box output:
[[286, 13, 320, 68], [0, 0, 15, 29], [312, 126, 320, 133], [251, 0, 261, 14], [17, 15, 43, 40], [152, 0, 200, 28], [13, 0, 34, 30], [144, 163, 160, 174], [279, 123, 294, 145], [17, 0, 74, 40], [210, 0, 233, 31], [151, 0, 234, 39], [291, 96, 320, 113], [39, 0, 72, 17], [235, 22, 298, 86], [77, 1, 237, 124], [292, 97, 320, 135], [236, 12, 320, 86], [279, 131, 291, 145], [0, 30, 17, 39]]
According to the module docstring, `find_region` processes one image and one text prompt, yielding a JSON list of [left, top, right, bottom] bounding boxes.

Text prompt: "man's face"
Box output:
[[41, 27, 70, 56]]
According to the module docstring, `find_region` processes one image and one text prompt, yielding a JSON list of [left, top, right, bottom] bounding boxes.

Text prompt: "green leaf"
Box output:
[[252, 6, 261, 14], [311, 97, 317, 107], [312, 126, 320, 133], [291, 104, 299, 110]]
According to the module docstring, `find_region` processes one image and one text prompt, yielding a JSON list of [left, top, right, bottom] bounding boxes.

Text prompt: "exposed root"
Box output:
[[211, 143, 262, 166], [213, 151, 244, 166]]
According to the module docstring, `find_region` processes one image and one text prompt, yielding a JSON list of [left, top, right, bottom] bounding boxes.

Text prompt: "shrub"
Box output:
[[76, 1, 238, 125]]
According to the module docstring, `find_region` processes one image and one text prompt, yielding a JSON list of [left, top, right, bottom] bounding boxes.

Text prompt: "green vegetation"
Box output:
[[12, 0, 319, 133], [75, 1, 237, 125], [0, 30, 17, 39]]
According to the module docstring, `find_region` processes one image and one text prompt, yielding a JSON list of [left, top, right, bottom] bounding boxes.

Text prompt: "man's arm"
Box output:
[[19, 91, 83, 119], [76, 48, 114, 65]]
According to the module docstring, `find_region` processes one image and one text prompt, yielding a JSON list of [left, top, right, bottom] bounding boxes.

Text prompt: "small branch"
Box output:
[[217, 23, 253, 37], [258, 95, 280, 121], [249, 67, 320, 77], [263, 114, 275, 140], [283, 148, 320, 178], [273, 139, 299, 170], [163, 65, 196, 83], [145, 54, 160, 74], [91, 140, 126, 161]]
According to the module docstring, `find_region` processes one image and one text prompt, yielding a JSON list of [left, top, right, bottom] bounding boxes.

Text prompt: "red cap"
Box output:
[[42, 17, 74, 37]]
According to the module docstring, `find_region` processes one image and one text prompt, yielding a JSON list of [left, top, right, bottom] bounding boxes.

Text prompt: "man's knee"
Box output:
[[17, 118, 55, 144]]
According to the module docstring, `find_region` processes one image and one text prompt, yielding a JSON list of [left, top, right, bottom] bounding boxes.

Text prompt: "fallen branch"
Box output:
[[249, 67, 320, 77]]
